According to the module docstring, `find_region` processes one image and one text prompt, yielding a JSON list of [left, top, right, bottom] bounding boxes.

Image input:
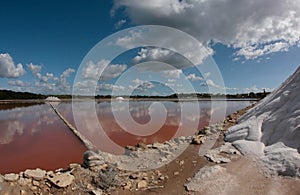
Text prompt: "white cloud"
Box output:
[[82, 60, 127, 81], [116, 29, 213, 66], [132, 47, 195, 71], [205, 79, 222, 89], [162, 69, 182, 79], [27, 63, 42, 75], [0, 53, 26, 78], [98, 83, 126, 91], [113, 0, 300, 60], [204, 72, 211, 78], [131, 78, 155, 91], [242, 85, 274, 93], [58, 68, 75, 92], [185, 73, 203, 81], [115, 19, 127, 29], [7, 80, 30, 87], [167, 78, 176, 83]]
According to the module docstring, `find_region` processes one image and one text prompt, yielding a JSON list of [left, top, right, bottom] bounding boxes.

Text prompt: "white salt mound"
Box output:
[[45, 96, 61, 102], [225, 66, 300, 178]]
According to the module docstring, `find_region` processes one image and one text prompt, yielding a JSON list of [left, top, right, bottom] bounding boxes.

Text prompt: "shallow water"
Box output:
[[0, 100, 255, 174]]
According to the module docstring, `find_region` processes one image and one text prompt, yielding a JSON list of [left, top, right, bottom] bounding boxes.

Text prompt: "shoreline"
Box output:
[[1, 103, 299, 194]]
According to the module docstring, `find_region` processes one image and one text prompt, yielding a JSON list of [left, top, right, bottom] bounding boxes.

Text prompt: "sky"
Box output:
[[0, 0, 300, 95]]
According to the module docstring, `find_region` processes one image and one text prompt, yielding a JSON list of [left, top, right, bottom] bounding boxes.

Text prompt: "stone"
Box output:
[[155, 170, 162, 177], [69, 163, 81, 169], [87, 183, 94, 190], [129, 174, 138, 180], [204, 153, 231, 164], [20, 190, 27, 195], [0, 175, 4, 183], [18, 178, 32, 186], [4, 173, 19, 182], [48, 172, 75, 188], [136, 143, 148, 149], [91, 189, 103, 195], [152, 142, 164, 149], [179, 160, 185, 166], [24, 169, 46, 180], [123, 181, 132, 190], [192, 135, 206, 145], [32, 180, 40, 187], [137, 180, 148, 189], [173, 171, 179, 176], [125, 146, 136, 151], [158, 175, 165, 180]]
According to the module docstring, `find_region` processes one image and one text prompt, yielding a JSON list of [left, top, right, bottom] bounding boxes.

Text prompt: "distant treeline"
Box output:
[[0, 90, 46, 100], [0, 90, 72, 100], [0, 89, 270, 100], [96, 92, 270, 100]]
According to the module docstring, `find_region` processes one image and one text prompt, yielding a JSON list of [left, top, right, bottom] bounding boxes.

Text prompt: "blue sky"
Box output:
[[0, 0, 300, 95]]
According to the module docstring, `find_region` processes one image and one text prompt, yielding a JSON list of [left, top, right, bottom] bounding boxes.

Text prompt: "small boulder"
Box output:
[[48, 172, 75, 188], [4, 173, 19, 182], [137, 180, 147, 189], [24, 168, 46, 181]]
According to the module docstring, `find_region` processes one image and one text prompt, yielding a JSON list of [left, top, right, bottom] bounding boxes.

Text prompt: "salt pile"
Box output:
[[45, 96, 61, 102], [225, 66, 300, 177]]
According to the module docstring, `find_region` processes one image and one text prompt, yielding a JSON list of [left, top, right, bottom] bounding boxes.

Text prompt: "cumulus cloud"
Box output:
[[58, 68, 75, 92], [131, 78, 155, 91], [98, 83, 126, 91], [82, 60, 127, 81], [7, 80, 30, 87], [27, 63, 42, 75], [112, 0, 300, 60], [0, 53, 26, 78], [132, 47, 194, 70], [116, 29, 213, 66], [185, 73, 203, 81], [242, 85, 274, 93], [162, 69, 182, 79], [115, 19, 127, 29]]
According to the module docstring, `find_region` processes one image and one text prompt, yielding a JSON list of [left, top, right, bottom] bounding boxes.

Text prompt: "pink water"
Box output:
[[0, 100, 255, 174]]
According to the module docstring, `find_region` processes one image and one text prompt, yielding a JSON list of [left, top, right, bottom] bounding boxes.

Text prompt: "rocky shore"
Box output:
[[1, 103, 299, 194]]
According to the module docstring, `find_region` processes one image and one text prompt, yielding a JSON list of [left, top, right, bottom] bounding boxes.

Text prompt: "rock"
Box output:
[[0, 175, 4, 183], [178, 160, 184, 166], [129, 174, 139, 180], [20, 190, 27, 195], [123, 181, 132, 190], [69, 163, 81, 169], [48, 172, 75, 188], [158, 175, 165, 180], [192, 135, 206, 145], [91, 189, 103, 195], [204, 153, 231, 164], [137, 180, 147, 189], [4, 173, 19, 182], [155, 170, 162, 177], [173, 171, 179, 176], [83, 151, 106, 168], [152, 142, 163, 149], [125, 146, 136, 151], [30, 185, 38, 191], [32, 180, 40, 187], [24, 168, 46, 180], [136, 143, 148, 149], [87, 183, 94, 190], [18, 178, 32, 186], [184, 165, 233, 193], [142, 176, 148, 181]]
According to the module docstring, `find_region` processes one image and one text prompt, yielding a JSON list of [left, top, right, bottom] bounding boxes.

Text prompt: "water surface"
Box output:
[[0, 100, 255, 174]]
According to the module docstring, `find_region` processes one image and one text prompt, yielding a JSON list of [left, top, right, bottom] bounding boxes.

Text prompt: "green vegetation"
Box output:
[[0, 90, 45, 100]]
